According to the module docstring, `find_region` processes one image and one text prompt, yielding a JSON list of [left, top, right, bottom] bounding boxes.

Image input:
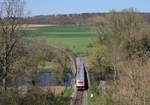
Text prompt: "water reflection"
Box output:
[[35, 72, 72, 86]]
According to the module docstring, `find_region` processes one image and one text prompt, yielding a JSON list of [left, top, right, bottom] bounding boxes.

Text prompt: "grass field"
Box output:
[[24, 25, 96, 55]]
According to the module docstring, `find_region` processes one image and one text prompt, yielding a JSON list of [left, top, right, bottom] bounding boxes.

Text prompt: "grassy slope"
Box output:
[[88, 86, 107, 105], [25, 25, 96, 54]]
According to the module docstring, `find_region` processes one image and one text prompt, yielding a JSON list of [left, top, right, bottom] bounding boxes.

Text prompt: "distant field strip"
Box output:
[[23, 24, 55, 28], [43, 32, 95, 34]]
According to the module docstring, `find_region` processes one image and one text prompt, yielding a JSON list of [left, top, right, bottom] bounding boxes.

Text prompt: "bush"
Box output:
[[125, 37, 150, 59], [0, 87, 71, 105], [105, 60, 150, 105], [88, 44, 112, 72], [0, 90, 22, 105], [88, 85, 108, 105]]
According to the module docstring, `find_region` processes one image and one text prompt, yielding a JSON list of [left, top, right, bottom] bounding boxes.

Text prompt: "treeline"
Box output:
[[26, 12, 150, 25], [26, 13, 105, 25]]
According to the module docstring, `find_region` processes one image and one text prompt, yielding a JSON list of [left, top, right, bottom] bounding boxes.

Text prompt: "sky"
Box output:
[[26, 0, 150, 16]]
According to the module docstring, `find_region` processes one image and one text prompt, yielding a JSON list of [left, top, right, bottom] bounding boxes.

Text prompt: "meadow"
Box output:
[[24, 25, 96, 55]]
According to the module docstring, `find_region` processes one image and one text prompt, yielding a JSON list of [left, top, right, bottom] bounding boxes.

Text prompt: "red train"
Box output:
[[75, 57, 88, 90]]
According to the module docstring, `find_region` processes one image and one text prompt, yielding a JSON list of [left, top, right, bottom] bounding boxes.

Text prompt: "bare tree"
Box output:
[[0, 0, 25, 91]]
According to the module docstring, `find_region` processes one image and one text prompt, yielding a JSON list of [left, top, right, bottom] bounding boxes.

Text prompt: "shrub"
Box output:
[[0, 87, 71, 105], [105, 60, 150, 105], [88, 44, 112, 73]]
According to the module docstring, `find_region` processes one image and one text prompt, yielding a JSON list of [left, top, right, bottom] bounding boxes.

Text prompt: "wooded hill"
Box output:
[[26, 12, 150, 25]]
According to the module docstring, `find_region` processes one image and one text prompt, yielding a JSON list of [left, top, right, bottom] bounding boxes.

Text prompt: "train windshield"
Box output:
[[78, 81, 83, 84]]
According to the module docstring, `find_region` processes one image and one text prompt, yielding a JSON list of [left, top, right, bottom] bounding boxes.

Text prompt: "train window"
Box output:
[[78, 81, 83, 84]]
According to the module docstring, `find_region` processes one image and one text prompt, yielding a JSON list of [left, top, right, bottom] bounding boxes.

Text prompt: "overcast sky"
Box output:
[[25, 0, 150, 16]]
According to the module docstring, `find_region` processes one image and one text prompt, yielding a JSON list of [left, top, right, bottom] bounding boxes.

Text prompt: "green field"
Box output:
[[25, 25, 96, 55]]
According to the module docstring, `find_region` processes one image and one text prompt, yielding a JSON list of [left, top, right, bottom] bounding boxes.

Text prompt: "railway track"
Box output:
[[72, 91, 84, 105]]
